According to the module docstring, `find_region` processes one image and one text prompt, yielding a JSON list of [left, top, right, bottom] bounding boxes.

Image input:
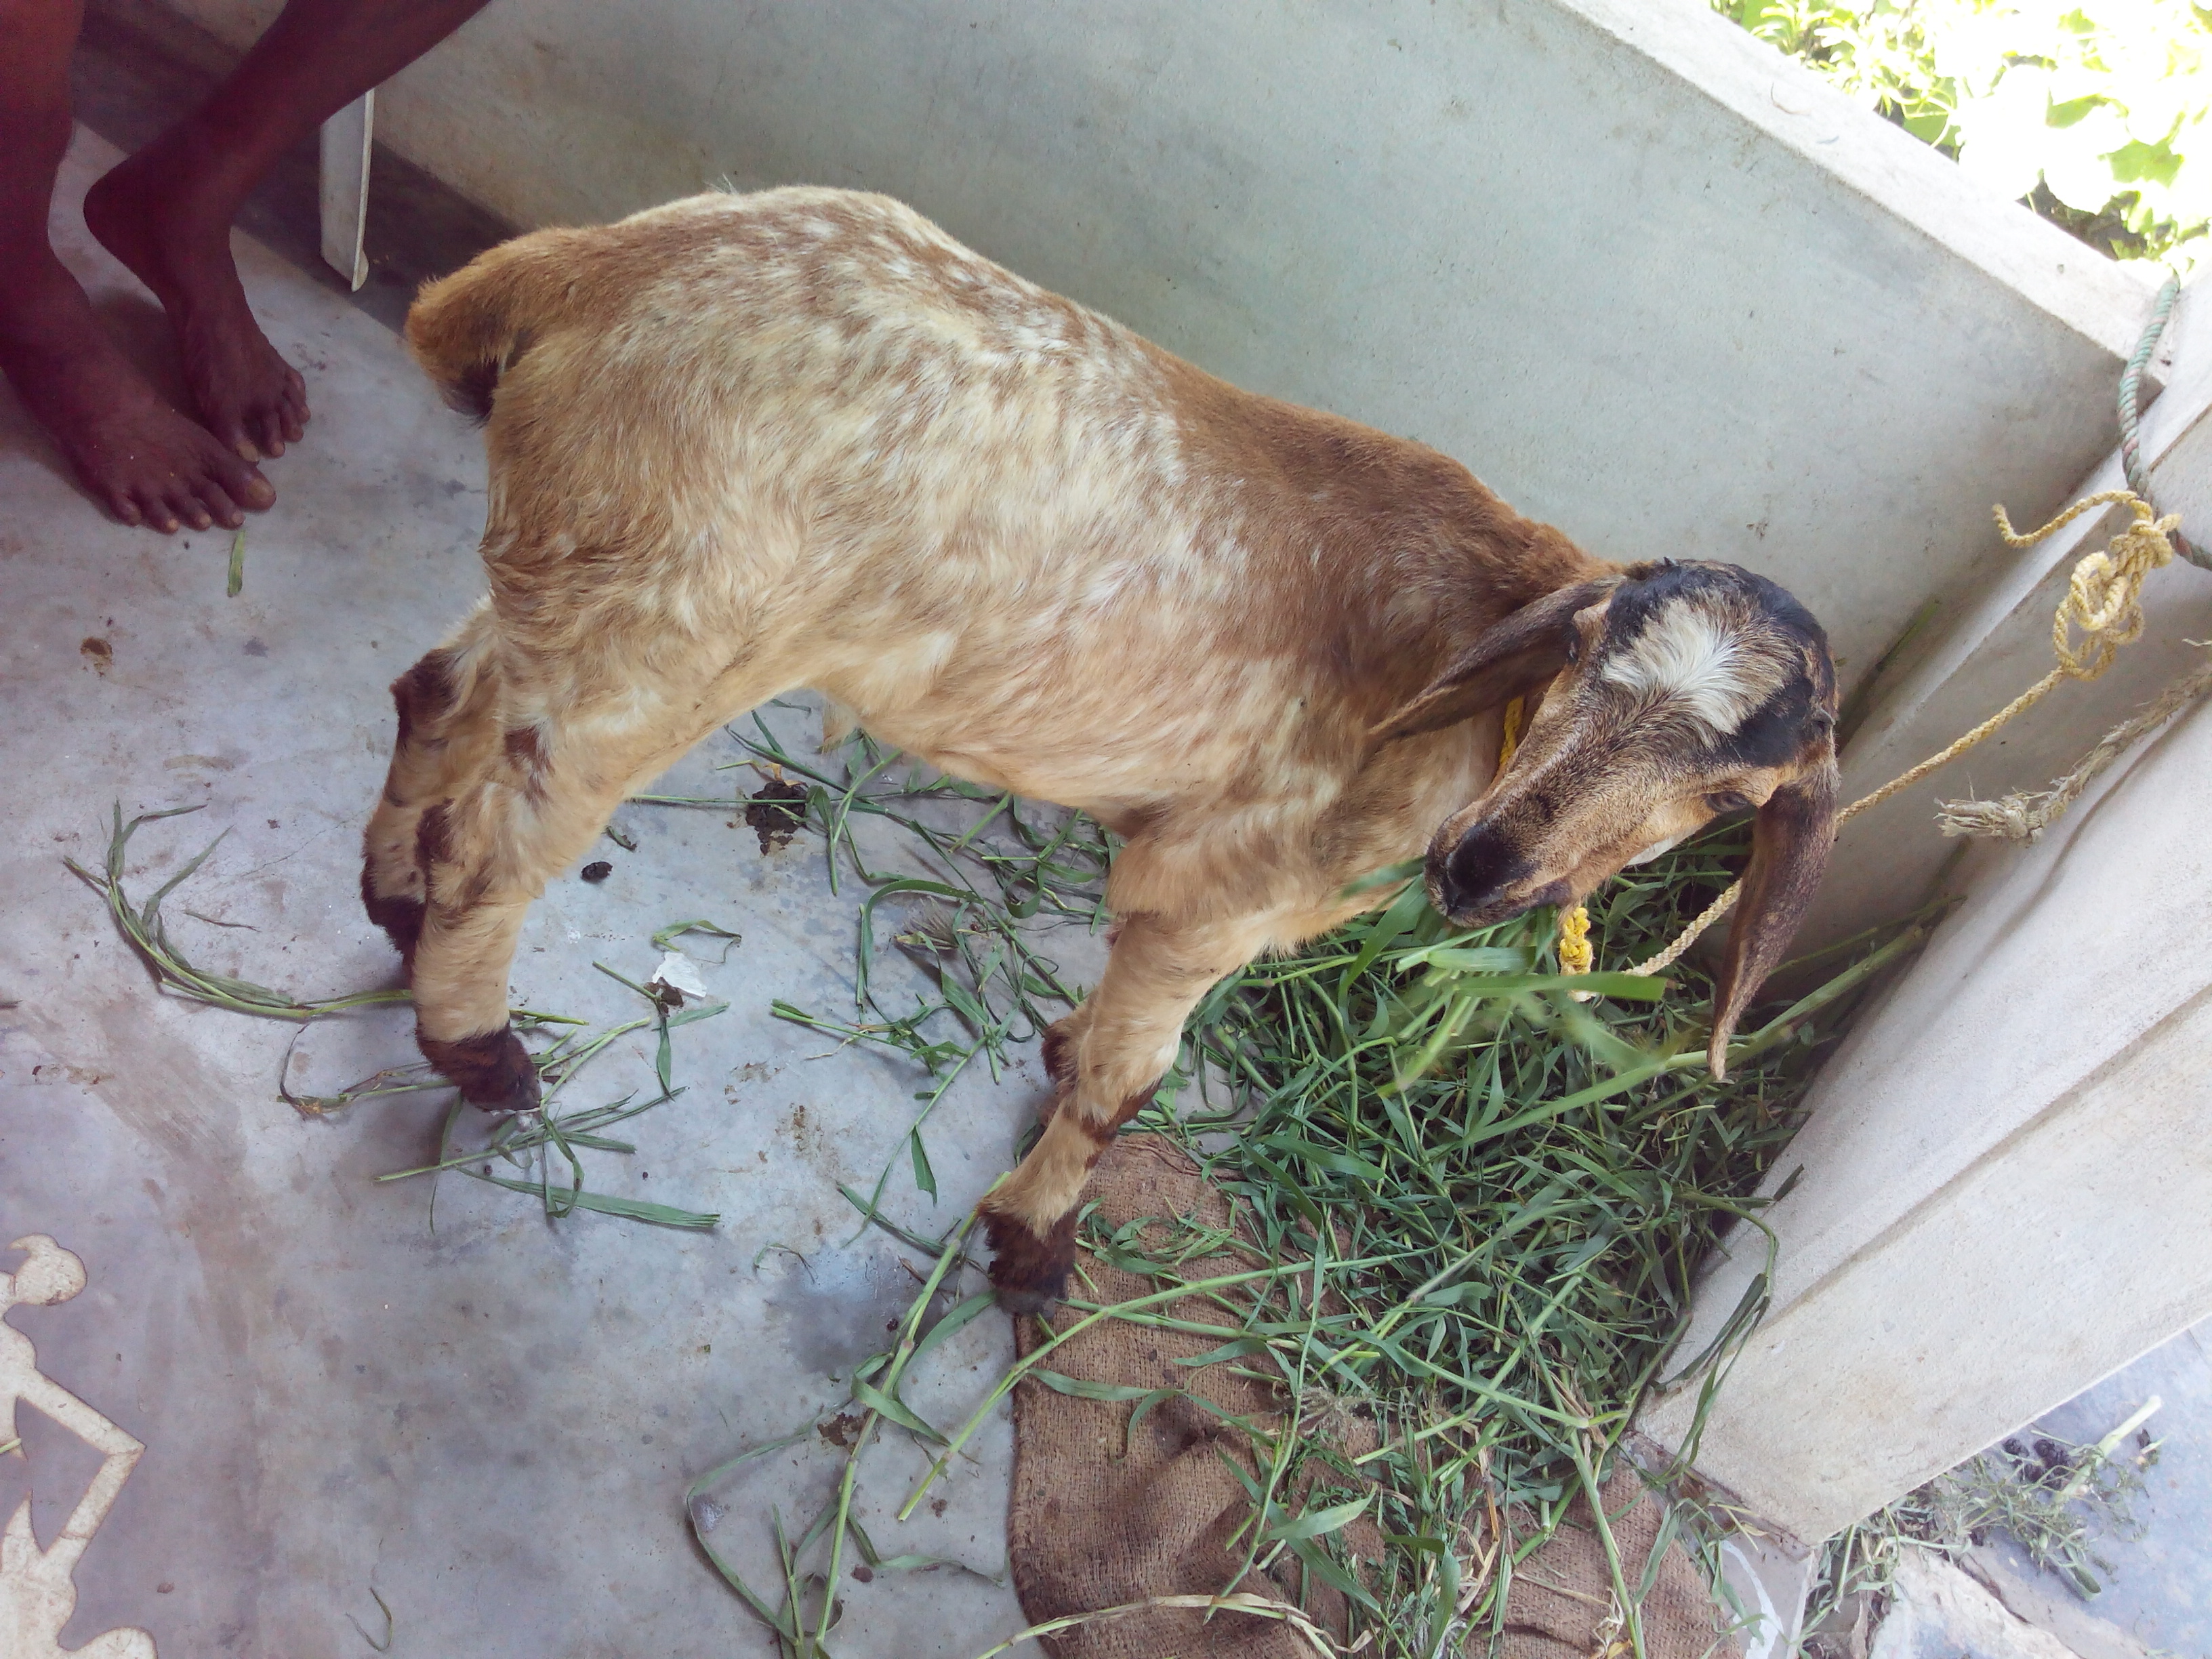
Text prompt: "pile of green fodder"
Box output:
[[1141, 847, 1930, 1655], [693, 719, 1935, 1659]]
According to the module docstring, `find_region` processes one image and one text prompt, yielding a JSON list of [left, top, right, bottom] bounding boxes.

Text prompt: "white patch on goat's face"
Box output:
[[1599, 603, 1763, 735]]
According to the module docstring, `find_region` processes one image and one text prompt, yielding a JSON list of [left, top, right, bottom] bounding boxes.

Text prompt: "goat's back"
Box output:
[[404, 190, 1595, 881]]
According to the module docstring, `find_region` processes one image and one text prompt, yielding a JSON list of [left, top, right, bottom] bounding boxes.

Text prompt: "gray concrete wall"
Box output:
[[1639, 312, 2212, 1537], [157, 0, 2163, 781]]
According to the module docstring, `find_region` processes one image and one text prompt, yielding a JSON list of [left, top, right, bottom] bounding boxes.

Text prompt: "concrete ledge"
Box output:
[[1567, 0, 2158, 365], [1641, 672, 2212, 1538]]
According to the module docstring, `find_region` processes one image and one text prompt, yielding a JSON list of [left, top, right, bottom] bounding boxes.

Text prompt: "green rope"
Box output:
[[2120, 272, 2205, 570]]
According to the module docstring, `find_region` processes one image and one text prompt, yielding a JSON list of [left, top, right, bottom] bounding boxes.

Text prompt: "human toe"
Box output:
[[131, 486, 180, 534], [104, 487, 144, 529], [193, 475, 245, 530], [227, 459, 275, 511], [165, 485, 213, 533], [197, 437, 272, 511]]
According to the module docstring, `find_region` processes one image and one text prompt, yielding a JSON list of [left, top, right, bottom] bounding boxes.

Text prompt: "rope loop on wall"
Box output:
[[1501, 270, 2199, 987]]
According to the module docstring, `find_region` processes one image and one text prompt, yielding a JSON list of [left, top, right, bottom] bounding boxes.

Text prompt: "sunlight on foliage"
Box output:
[[1713, 0, 2209, 272]]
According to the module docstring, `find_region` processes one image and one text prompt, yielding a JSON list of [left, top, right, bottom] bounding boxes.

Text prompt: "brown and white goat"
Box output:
[[364, 188, 1839, 1311]]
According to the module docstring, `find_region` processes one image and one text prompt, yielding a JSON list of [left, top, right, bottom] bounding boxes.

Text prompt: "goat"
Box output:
[[363, 187, 1839, 1311]]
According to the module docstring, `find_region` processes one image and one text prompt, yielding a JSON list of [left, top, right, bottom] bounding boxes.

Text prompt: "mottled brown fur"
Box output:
[[389, 648, 455, 747], [359, 863, 424, 962], [502, 725, 549, 803], [1040, 1021, 1077, 1088], [363, 187, 1836, 1307]]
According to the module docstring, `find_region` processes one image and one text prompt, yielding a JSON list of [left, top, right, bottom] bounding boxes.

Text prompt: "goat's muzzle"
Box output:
[[1427, 820, 1567, 929]]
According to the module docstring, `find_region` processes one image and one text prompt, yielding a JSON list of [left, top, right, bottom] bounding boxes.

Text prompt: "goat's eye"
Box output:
[[1705, 790, 1750, 814], [1563, 634, 1581, 665]]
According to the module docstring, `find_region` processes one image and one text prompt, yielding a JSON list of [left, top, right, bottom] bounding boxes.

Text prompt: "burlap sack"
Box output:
[[1006, 1136, 1742, 1659], [1007, 1135, 1380, 1658], [1493, 1471, 1742, 1659]]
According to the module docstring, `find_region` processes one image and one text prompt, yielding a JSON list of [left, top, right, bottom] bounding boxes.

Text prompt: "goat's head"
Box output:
[[1373, 560, 1839, 1077]]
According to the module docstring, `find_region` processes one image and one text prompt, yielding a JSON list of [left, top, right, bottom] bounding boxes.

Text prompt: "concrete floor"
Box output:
[[1983, 1315, 2212, 1658], [0, 128, 1048, 1658]]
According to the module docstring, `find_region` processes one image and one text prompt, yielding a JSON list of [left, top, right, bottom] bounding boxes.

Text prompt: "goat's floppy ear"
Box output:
[[1707, 760, 1839, 1078], [1371, 579, 1616, 744]]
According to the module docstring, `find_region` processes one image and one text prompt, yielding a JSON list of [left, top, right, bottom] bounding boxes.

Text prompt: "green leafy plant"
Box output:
[[1713, 0, 2209, 270]]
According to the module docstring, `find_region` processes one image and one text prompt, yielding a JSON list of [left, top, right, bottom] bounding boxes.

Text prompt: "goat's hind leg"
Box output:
[[405, 720, 655, 1114], [361, 611, 499, 965], [405, 671, 785, 1113]]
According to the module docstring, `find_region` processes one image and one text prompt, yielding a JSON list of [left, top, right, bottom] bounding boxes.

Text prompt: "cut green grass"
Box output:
[[726, 713, 1108, 1234], [670, 726, 1937, 1659], [67, 804, 409, 1021], [71, 801, 729, 1231]]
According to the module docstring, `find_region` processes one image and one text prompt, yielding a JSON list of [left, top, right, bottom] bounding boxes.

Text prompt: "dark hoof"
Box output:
[[981, 1206, 1078, 1315], [360, 864, 425, 964], [418, 1024, 541, 1114]]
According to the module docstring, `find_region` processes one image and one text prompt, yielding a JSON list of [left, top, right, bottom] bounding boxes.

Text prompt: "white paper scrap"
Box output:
[[647, 950, 710, 1001]]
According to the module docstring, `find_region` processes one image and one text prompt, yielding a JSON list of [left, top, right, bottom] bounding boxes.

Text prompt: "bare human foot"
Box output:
[[83, 130, 308, 464], [0, 250, 272, 532]]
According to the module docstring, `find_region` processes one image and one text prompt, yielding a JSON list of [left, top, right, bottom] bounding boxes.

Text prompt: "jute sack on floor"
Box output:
[[1006, 1134, 1380, 1659], [1493, 1469, 1742, 1659], [1006, 1135, 1743, 1659]]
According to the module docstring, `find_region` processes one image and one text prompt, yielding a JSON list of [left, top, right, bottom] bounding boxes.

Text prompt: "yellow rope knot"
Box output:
[[1497, 696, 1525, 766], [1995, 489, 2182, 682]]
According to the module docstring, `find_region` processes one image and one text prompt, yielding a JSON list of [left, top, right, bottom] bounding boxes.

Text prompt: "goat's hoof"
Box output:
[[359, 866, 426, 964], [418, 1024, 542, 1115], [981, 1206, 1078, 1315]]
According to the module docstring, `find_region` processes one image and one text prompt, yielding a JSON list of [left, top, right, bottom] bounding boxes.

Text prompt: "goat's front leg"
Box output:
[[980, 912, 1271, 1312]]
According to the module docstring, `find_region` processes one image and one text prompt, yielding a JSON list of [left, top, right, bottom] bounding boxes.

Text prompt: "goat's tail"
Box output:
[[405, 230, 581, 422]]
